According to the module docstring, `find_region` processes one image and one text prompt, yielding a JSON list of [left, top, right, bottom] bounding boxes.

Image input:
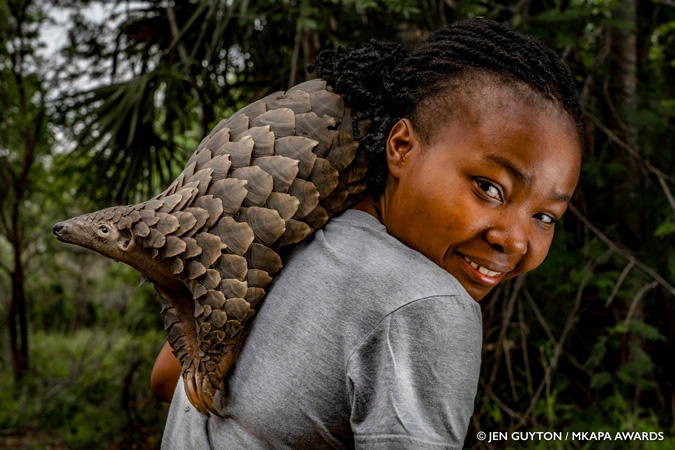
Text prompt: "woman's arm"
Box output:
[[151, 341, 182, 403], [348, 295, 482, 448]]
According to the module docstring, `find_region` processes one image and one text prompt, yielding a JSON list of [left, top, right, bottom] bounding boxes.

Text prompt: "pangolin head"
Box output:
[[52, 205, 184, 290], [53, 202, 234, 417]]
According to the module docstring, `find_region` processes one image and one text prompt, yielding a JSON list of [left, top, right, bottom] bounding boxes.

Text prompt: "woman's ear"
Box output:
[[385, 119, 417, 180]]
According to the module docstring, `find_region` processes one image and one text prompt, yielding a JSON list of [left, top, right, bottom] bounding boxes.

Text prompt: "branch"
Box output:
[[0, 157, 15, 239], [288, 22, 302, 88], [600, 59, 634, 141], [579, 26, 609, 109], [658, 177, 675, 216], [523, 288, 558, 346], [538, 345, 552, 424], [524, 290, 592, 377], [17, 118, 40, 196], [553, 249, 612, 371], [0, 204, 11, 239], [624, 281, 659, 326], [584, 111, 675, 184], [563, 350, 593, 377], [517, 297, 534, 399], [166, 3, 190, 67], [569, 204, 675, 297], [0, 154, 16, 187], [166, 1, 207, 134], [486, 389, 538, 427], [503, 338, 518, 403], [604, 261, 634, 308]]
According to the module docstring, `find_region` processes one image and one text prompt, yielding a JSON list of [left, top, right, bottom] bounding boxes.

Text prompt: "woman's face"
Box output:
[[376, 101, 581, 301]]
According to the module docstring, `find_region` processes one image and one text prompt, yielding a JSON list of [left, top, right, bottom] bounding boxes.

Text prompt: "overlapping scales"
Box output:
[[67, 79, 369, 417]]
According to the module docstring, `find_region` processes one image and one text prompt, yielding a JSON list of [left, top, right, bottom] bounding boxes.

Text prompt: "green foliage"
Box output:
[[54, 0, 432, 204], [655, 220, 675, 237], [586, 320, 666, 389], [0, 328, 167, 449], [0, 251, 166, 447]]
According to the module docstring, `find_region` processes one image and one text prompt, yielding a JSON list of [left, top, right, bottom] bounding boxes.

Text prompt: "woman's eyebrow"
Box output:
[[549, 192, 571, 203], [483, 154, 531, 185], [483, 154, 571, 203]]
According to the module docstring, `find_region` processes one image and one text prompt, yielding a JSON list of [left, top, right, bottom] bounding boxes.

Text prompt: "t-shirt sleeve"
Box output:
[[346, 295, 482, 450]]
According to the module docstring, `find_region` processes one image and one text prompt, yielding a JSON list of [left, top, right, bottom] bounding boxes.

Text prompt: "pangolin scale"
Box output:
[[53, 79, 370, 416]]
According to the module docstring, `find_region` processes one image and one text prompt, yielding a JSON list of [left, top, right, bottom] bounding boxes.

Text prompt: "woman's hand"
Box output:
[[151, 341, 182, 403]]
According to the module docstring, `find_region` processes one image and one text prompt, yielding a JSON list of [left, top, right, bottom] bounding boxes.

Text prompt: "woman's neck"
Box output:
[[353, 195, 384, 224]]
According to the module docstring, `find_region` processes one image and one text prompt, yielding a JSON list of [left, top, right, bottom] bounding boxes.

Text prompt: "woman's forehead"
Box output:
[[426, 99, 582, 192], [415, 76, 578, 148]]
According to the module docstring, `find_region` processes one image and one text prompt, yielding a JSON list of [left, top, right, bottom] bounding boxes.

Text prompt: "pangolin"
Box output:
[[52, 79, 371, 417]]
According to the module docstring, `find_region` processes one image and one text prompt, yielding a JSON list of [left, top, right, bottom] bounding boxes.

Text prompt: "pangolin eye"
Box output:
[[100, 226, 109, 234]]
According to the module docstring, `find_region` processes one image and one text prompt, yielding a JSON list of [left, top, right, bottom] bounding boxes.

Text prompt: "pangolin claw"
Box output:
[[184, 370, 222, 417], [182, 348, 234, 418], [200, 387, 223, 419], [185, 372, 208, 415]]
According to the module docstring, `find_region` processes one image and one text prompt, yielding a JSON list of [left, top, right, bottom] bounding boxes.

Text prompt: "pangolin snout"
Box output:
[[53, 219, 79, 244], [53, 221, 67, 240]]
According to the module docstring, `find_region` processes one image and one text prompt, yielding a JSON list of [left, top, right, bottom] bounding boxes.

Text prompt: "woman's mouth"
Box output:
[[463, 255, 503, 277], [460, 254, 506, 286]]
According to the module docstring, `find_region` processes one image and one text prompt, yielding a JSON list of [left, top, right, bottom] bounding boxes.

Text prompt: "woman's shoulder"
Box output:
[[273, 208, 476, 319]]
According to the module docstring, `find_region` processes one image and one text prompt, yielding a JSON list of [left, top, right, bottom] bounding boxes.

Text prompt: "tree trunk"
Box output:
[[8, 242, 29, 379], [1, 0, 41, 382], [608, 0, 642, 237], [7, 175, 30, 378], [609, 0, 650, 407], [609, 0, 638, 151]]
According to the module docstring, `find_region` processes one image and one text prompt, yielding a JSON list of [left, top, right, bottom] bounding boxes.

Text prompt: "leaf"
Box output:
[[604, 161, 628, 175], [616, 362, 658, 390], [490, 402, 503, 424], [590, 372, 613, 389], [570, 267, 594, 284], [655, 220, 675, 238], [586, 335, 608, 369], [609, 322, 629, 335], [626, 319, 667, 342], [300, 18, 319, 30]]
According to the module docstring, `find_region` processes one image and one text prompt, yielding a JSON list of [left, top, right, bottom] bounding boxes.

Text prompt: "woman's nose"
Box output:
[[485, 215, 528, 256]]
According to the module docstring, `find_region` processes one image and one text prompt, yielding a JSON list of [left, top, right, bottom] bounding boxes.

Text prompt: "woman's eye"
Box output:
[[477, 179, 502, 202], [535, 213, 556, 225]]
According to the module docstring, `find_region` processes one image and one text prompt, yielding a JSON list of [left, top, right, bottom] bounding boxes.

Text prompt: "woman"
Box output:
[[155, 18, 583, 449]]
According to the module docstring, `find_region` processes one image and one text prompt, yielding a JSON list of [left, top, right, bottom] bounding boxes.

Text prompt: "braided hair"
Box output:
[[310, 18, 583, 198]]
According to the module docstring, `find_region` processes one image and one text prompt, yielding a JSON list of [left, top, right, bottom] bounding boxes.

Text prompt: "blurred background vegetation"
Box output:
[[0, 0, 674, 448]]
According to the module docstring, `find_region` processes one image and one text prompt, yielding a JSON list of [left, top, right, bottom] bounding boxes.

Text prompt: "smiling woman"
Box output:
[[358, 91, 581, 301], [159, 18, 584, 449], [312, 21, 584, 304]]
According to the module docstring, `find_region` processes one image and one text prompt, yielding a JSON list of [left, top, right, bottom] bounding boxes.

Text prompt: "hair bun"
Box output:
[[310, 41, 408, 195], [310, 40, 407, 119]]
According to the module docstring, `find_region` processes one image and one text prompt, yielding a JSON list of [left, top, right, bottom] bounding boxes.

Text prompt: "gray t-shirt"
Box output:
[[162, 209, 482, 449]]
